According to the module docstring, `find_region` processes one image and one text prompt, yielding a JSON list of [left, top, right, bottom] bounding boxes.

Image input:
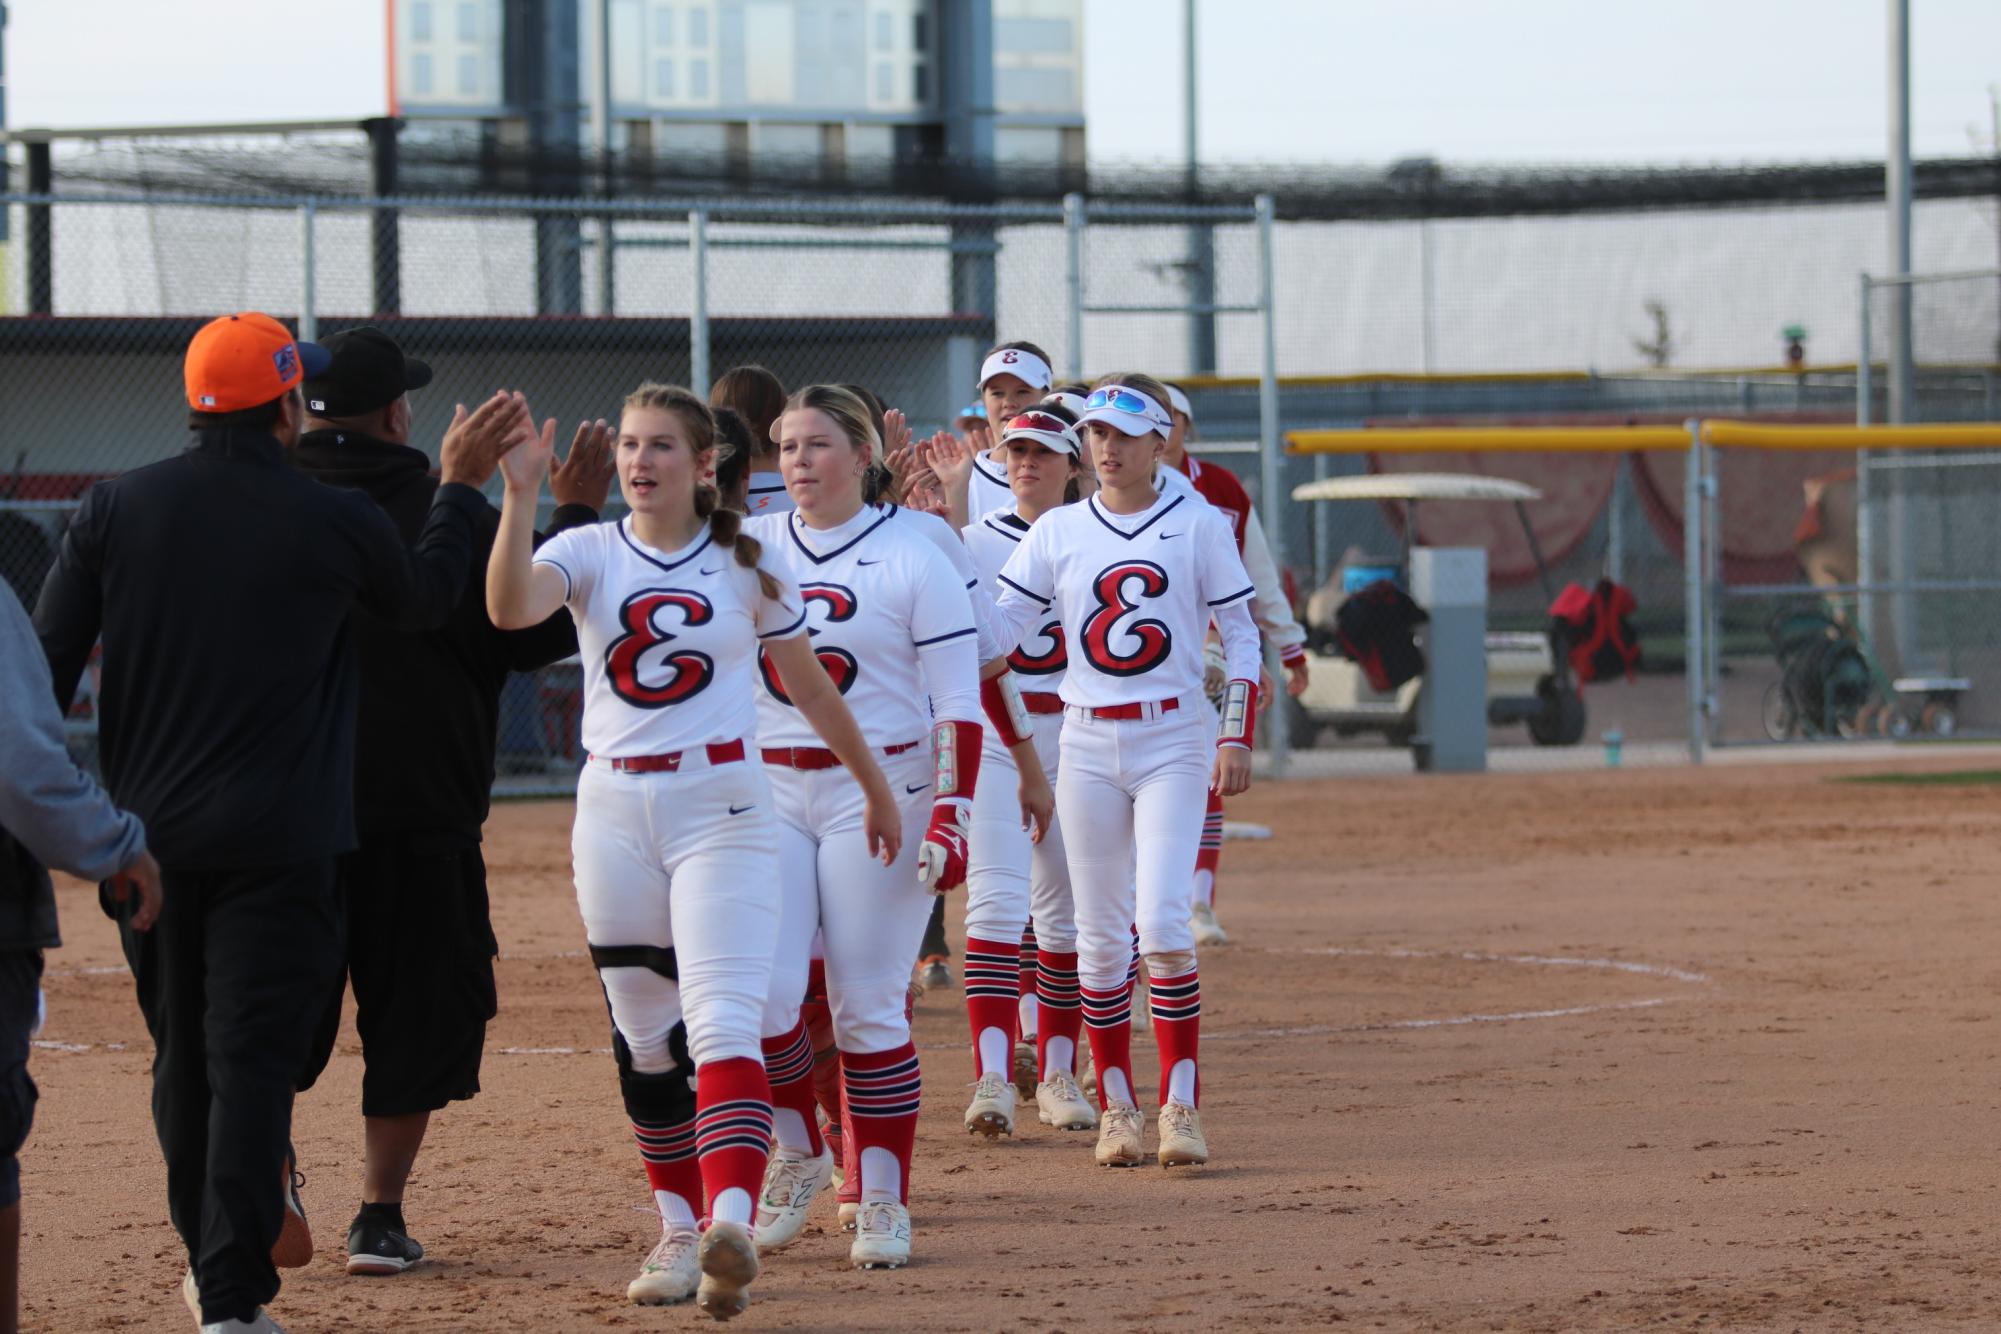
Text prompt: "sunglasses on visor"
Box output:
[[1005, 411, 1076, 437], [1084, 386, 1161, 418]]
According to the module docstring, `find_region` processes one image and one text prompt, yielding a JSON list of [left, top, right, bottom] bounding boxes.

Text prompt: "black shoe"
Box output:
[[346, 1208, 424, 1276]]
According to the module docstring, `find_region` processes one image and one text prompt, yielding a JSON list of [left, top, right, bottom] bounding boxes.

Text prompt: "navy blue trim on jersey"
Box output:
[[533, 555, 574, 600], [972, 452, 1008, 490], [747, 482, 787, 497], [998, 574, 1051, 605], [757, 606, 809, 639], [787, 507, 895, 565], [912, 626, 977, 647], [982, 514, 1026, 543], [1087, 493, 1183, 542], [618, 518, 714, 574], [1207, 584, 1255, 607]]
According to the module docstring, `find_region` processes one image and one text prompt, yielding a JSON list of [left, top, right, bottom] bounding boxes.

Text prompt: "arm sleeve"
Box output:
[[32, 484, 108, 712], [1242, 505, 1307, 662], [1213, 598, 1262, 684], [908, 550, 982, 726], [352, 481, 485, 631], [529, 520, 596, 608], [498, 510, 599, 671], [989, 524, 1055, 657], [1, 585, 145, 880]]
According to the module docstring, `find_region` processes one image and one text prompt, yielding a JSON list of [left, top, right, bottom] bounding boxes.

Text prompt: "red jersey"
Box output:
[[1174, 454, 1251, 553]]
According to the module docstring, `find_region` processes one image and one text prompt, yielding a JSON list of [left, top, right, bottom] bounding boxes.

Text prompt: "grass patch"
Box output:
[[1832, 769, 2001, 787]]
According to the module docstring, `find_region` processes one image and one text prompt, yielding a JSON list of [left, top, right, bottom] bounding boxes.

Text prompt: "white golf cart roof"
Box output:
[[1290, 473, 1544, 504]]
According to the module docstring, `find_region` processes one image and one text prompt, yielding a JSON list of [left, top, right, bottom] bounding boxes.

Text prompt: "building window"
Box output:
[[411, 1, 432, 42], [653, 4, 673, 45], [412, 52, 434, 95], [997, 17, 1072, 54], [874, 11, 891, 52], [688, 5, 708, 45], [912, 61, 926, 103], [874, 62, 892, 101], [457, 1, 478, 42], [457, 52, 479, 96], [913, 11, 927, 50], [655, 58, 677, 97], [689, 59, 710, 98]]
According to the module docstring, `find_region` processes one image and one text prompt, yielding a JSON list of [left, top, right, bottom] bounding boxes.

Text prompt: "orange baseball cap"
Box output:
[[184, 312, 332, 413]]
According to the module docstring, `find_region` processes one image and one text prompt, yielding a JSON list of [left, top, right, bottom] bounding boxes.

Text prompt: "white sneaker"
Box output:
[[963, 1072, 1016, 1138], [627, 1228, 700, 1305], [1094, 1102, 1145, 1167], [754, 1145, 835, 1253], [1157, 1100, 1210, 1167], [837, 1200, 859, 1231], [849, 1201, 912, 1269], [695, 1220, 759, 1322], [201, 1315, 285, 1334], [1035, 1071, 1099, 1131], [1190, 900, 1229, 946]]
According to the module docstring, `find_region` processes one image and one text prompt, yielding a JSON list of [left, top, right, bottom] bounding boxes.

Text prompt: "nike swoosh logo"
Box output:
[[858, 558, 884, 567], [699, 566, 724, 576], [904, 782, 930, 795], [1159, 531, 1183, 540], [728, 803, 754, 815]]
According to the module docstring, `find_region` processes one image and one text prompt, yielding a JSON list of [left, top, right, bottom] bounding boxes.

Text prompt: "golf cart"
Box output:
[[1291, 473, 1587, 748]]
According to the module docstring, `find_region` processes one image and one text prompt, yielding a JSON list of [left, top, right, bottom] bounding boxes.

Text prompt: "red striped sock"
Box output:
[[1018, 926, 1040, 1026], [963, 935, 1021, 1079], [1149, 970, 1202, 1107], [841, 1043, 921, 1204], [760, 1020, 823, 1157], [1080, 981, 1135, 1111], [1197, 791, 1224, 904], [694, 1058, 774, 1221], [1035, 949, 1083, 1077], [801, 959, 843, 1144], [631, 1115, 700, 1220]]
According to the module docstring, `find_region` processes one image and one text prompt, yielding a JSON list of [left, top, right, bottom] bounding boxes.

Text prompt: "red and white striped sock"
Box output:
[[841, 1044, 921, 1204], [1017, 925, 1040, 1037], [1080, 981, 1136, 1110], [1035, 949, 1083, 1079], [963, 935, 1022, 1079], [694, 1057, 774, 1227], [632, 1115, 700, 1230], [1149, 970, 1201, 1108], [1195, 791, 1225, 907], [760, 1020, 823, 1158]]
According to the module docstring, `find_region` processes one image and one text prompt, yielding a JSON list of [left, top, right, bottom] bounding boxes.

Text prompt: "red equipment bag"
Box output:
[[1334, 580, 1429, 693], [1549, 579, 1641, 684]]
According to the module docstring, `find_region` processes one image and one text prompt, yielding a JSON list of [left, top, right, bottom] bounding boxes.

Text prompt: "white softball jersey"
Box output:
[[969, 448, 1196, 520], [746, 470, 794, 517], [963, 506, 1067, 695], [532, 517, 807, 759], [991, 492, 1261, 710], [879, 501, 1002, 664], [745, 504, 982, 748]]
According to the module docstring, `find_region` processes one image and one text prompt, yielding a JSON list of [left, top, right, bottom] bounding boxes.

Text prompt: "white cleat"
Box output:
[[849, 1201, 913, 1269], [1190, 901, 1229, 946], [627, 1228, 700, 1305], [753, 1146, 834, 1253], [1157, 1100, 1210, 1167], [695, 1221, 759, 1322], [200, 1315, 285, 1334], [963, 1072, 1017, 1138], [837, 1200, 859, 1231], [1095, 1102, 1146, 1167], [1035, 1071, 1099, 1131]]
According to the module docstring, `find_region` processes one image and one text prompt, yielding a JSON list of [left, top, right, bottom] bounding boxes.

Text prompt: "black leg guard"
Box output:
[[592, 942, 696, 1125]]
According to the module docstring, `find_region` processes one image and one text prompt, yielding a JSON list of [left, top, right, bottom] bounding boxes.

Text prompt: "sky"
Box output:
[[5, 0, 2000, 166]]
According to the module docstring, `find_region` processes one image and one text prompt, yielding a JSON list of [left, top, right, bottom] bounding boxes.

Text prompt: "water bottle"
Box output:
[[1603, 729, 1624, 768]]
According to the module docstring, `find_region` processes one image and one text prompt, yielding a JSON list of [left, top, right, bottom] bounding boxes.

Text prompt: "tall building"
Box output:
[[390, 0, 1085, 175]]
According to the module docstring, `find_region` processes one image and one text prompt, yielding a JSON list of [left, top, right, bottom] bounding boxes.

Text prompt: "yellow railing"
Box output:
[[1287, 425, 1692, 454]]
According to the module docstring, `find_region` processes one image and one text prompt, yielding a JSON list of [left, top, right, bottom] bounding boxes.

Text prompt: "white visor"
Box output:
[[1077, 385, 1173, 439], [1045, 391, 1088, 419], [978, 348, 1054, 392], [1166, 384, 1193, 420], [1000, 410, 1081, 457]]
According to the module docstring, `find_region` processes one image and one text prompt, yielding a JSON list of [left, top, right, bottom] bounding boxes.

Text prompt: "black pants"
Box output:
[[111, 859, 341, 1325], [920, 896, 950, 960], [300, 832, 498, 1117], [0, 950, 41, 1209]]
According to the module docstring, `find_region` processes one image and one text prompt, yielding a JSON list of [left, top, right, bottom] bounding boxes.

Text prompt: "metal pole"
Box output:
[[1704, 431, 1722, 747], [593, 0, 615, 316], [1312, 452, 1332, 587], [1182, 0, 1216, 374], [1857, 275, 1877, 654], [299, 202, 317, 342], [1418, 220, 1435, 373], [689, 209, 710, 394], [1856, 274, 1873, 426], [1064, 192, 1085, 381], [1255, 193, 1289, 776], [1887, 0, 1914, 425], [1683, 419, 1706, 764], [1605, 454, 1626, 584]]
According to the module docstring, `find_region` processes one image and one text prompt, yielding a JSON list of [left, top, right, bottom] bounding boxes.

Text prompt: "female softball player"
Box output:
[[710, 365, 792, 517], [988, 373, 1263, 1170], [960, 400, 1102, 1135], [743, 384, 1006, 1271], [488, 384, 898, 1319]]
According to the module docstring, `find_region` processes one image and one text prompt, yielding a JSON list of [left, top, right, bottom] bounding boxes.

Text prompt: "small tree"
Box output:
[[1632, 299, 1674, 368]]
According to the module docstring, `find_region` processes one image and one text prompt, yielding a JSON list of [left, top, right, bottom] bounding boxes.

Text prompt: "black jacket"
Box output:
[[292, 428, 594, 840], [34, 427, 484, 870]]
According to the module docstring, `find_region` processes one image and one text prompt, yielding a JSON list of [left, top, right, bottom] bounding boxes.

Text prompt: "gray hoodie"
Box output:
[[0, 581, 144, 948]]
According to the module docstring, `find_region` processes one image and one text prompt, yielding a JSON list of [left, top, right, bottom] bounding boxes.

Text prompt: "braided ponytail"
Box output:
[[625, 380, 782, 600]]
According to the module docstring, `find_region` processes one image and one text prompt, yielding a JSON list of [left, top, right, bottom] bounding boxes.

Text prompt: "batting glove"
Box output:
[[918, 719, 984, 892]]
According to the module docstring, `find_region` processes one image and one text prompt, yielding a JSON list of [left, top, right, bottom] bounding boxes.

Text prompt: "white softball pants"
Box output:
[[571, 754, 780, 1072], [761, 746, 937, 1054], [1056, 698, 1213, 994], [965, 710, 1075, 950]]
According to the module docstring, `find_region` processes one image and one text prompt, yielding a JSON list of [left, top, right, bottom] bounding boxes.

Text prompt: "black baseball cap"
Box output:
[[301, 326, 433, 418]]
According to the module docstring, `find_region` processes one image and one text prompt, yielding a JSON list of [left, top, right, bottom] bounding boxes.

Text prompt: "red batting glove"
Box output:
[[918, 719, 983, 892]]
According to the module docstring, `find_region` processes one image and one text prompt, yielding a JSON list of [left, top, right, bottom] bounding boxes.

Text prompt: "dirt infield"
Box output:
[[23, 757, 2001, 1331]]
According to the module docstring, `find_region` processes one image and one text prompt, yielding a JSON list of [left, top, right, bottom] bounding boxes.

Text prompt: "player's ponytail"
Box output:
[[624, 380, 782, 600]]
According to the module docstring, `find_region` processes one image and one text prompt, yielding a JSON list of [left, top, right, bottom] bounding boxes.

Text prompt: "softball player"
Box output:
[[709, 365, 792, 517], [960, 402, 1101, 1135], [743, 385, 993, 1271], [988, 374, 1263, 1169], [488, 383, 897, 1319]]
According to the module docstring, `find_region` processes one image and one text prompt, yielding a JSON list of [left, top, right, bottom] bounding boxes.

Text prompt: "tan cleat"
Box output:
[[627, 1228, 700, 1305], [1157, 1100, 1209, 1166], [1190, 901, 1229, 946], [837, 1200, 859, 1231], [1036, 1071, 1099, 1131], [963, 1072, 1017, 1138], [1011, 1039, 1039, 1101], [1094, 1102, 1145, 1167], [695, 1220, 759, 1322]]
